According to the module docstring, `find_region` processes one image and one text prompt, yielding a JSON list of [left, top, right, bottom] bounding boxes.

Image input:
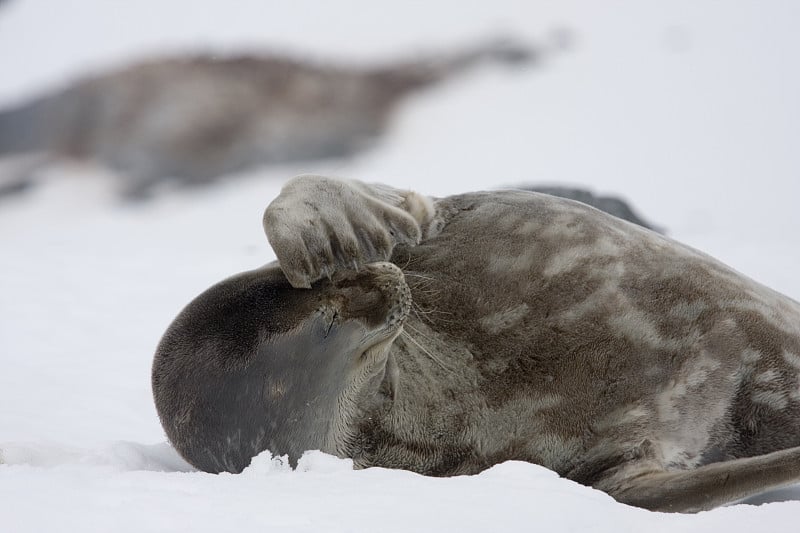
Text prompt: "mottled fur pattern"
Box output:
[[154, 175, 800, 513]]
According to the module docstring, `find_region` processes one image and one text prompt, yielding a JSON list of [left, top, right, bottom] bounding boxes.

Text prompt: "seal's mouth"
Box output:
[[358, 318, 405, 357]]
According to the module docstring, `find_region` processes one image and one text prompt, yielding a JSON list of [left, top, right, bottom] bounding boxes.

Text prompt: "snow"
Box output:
[[1, 1, 800, 531]]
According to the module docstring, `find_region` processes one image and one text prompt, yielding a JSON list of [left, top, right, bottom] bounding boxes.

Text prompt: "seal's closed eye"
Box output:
[[324, 310, 338, 339]]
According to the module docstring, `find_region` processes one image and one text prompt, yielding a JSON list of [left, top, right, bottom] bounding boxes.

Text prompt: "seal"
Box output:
[[153, 175, 800, 512], [0, 38, 533, 199]]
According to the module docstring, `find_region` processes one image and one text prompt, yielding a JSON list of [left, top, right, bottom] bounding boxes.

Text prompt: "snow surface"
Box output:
[[2, 1, 800, 531]]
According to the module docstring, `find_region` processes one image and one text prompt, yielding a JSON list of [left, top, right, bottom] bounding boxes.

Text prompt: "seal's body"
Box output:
[[153, 176, 800, 512]]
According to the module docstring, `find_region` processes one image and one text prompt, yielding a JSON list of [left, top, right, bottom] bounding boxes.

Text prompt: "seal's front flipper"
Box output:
[[263, 174, 436, 288], [600, 446, 800, 513]]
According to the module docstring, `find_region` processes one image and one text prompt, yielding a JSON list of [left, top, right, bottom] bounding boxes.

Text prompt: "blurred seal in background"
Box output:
[[0, 37, 535, 199]]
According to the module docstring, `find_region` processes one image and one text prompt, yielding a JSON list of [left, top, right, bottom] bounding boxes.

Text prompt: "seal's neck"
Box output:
[[347, 318, 484, 475]]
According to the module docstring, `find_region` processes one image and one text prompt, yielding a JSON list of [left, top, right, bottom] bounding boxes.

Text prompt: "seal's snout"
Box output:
[[371, 262, 411, 330], [330, 262, 410, 332]]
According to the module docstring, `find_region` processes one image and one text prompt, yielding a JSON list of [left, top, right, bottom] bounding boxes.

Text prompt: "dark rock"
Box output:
[[517, 185, 663, 232]]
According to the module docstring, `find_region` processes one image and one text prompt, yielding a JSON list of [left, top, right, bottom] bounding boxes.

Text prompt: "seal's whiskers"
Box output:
[[399, 329, 455, 374]]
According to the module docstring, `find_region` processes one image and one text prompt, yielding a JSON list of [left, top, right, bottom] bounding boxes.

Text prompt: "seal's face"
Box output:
[[153, 261, 409, 473]]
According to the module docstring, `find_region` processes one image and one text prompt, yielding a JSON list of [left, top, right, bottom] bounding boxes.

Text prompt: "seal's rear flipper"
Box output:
[[600, 446, 800, 512]]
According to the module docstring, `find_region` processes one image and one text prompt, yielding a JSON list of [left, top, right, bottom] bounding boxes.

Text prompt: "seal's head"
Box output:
[[152, 261, 409, 473]]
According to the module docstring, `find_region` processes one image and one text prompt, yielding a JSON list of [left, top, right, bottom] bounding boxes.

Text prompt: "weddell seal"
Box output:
[[0, 38, 533, 199], [152, 175, 800, 512]]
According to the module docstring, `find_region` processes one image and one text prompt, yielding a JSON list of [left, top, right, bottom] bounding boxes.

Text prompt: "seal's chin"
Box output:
[[346, 324, 402, 408]]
